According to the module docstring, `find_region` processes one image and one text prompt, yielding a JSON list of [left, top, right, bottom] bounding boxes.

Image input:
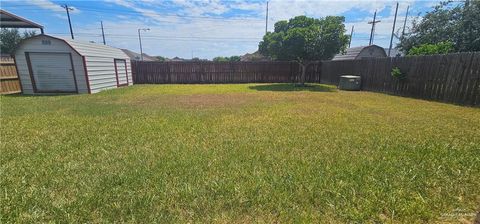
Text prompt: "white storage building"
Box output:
[[14, 34, 132, 94]]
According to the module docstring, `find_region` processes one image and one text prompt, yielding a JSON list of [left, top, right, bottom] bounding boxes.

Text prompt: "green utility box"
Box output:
[[338, 75, 361, 91]]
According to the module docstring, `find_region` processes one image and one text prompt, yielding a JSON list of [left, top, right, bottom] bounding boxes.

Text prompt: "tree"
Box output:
[[407, 41, 454, 56], [213, 56, 228, 62], [213, 56, 241, 62], [155, 56, 166, 61], [229, 56, 241, 62], [258, 16, 349, 85], [398, 1, 480, 54], [0, 28, 36, 55]]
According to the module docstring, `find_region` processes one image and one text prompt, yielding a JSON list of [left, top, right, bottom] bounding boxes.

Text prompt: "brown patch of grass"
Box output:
[[122, 92, 289, 110], [127, 93, 254, 109]]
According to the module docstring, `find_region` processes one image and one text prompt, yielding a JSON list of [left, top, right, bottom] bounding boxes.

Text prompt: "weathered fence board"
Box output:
[[0, 57, 21, 94]]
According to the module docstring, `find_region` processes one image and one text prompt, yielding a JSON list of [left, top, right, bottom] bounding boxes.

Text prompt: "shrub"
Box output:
[[391, 67, 406, 80]]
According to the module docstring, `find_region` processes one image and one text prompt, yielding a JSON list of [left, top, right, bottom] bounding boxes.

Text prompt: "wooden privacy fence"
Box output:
[[0, 57, 21, 94], [320, 52, 480, 106], [132, 61, 322, 84], [131, 52, 479, 106]]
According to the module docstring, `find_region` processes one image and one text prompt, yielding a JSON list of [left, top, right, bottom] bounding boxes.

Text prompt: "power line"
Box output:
[[49, 32, 260, 40], [48, 32, 261, 42]]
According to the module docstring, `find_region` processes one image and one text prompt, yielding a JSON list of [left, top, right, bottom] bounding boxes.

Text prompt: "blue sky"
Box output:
[[2, 0, 440, 59]]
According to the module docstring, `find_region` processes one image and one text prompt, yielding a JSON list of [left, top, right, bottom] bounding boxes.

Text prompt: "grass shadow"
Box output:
[[1, 93, 80, 98], [249, 83, 337, 92]]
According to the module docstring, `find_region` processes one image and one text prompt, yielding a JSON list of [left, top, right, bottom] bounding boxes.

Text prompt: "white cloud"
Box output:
[[28, 0, 80, 14], [169, 0, 230, 16], [104, 0, 185, 24], [231, 1, 263, 11], [267, 0, 389, 21]]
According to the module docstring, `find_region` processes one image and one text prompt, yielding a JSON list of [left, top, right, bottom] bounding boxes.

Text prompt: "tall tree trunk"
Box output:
[[296, 60, 311, 86], [300, 63, 306, 86]]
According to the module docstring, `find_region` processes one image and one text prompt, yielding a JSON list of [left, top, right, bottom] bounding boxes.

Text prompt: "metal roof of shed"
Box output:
[[332, 45, 386, 61], [0, 9, 44, 32], [19, 34, 129, 59]]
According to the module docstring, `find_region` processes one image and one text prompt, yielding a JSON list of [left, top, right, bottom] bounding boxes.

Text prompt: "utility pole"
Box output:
[[368, 10, 381, 45], [62, 4, 74, 39], [101, 21, 106, 45], [138, 28, 149, 61], [349, 25, 354, 48], [388, 2, 399, 57], [265, 1, 269, 35], [401, 5, 410, 36]]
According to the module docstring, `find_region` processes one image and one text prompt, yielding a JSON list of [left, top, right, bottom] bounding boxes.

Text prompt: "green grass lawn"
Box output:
[[1, 84, 479, 223]]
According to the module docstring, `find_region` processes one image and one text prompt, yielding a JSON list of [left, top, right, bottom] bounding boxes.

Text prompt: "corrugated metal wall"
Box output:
[[67, 39, 132, 93], [14, 37, 88, 94], [84, 56, 132, 93]]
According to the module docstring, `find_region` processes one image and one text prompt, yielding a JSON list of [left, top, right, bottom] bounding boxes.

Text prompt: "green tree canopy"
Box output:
[[155, 56, 166, 61], [258, 15, 349, 61], [212, 56, 241, 62], [398, 1, 480, 53], [212, 56, 228, 62], [258, 15, 348, 85], [0, 28, 36, 55], [407, 41, 454, 56]]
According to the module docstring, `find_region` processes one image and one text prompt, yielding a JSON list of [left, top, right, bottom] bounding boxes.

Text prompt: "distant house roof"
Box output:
[[0, 9, 44, 33], [165, 57, 186, 62], [332, 45, 387, 61], [121, 49, 158, 61], [240, 51, 270, 62]]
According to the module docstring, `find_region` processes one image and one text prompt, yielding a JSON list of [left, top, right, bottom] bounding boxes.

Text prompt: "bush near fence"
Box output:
[[131, 52, 479, 106]]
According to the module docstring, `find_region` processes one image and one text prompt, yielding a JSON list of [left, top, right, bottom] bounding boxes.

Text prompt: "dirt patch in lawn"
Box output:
[[118, 91, 342, 111]]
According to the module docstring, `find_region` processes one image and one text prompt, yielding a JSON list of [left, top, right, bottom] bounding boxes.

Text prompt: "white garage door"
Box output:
[[115, 59, 128, 86], [29, 52, 77, 93]]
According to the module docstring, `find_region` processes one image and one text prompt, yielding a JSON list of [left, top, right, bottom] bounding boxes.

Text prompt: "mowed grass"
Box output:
[[1, 84, 479, 223]]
